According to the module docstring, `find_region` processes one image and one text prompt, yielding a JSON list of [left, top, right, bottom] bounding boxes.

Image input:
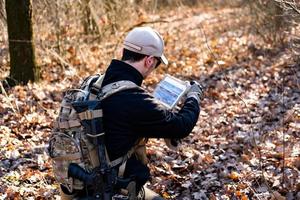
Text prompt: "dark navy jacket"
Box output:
[[102, 59, 200, 160]]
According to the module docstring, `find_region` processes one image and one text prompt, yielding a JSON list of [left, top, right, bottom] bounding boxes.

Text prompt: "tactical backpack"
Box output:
[[48, 74, 140, 198]]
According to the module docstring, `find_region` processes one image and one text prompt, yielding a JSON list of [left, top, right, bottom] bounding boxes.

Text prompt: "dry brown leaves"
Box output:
[[1, 4, 300, 200]]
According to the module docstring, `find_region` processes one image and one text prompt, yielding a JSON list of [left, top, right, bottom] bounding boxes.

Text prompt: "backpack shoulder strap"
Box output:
[[85, 77, 139, 174], [88, 74, 139, 100], [97, 80, 139, 174], [99, 80, 139, 100], [106, 138, 147, 178], [93, 74, 105, 90], [89, 74, 106, 100], [80, 74, 101, 91]]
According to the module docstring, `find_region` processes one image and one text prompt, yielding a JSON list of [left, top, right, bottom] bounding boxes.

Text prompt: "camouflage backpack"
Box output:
[[48, 74, 138, 193]]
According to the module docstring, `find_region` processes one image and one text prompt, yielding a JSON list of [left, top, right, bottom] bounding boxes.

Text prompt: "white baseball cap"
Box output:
[[123, 27, 168, 65]]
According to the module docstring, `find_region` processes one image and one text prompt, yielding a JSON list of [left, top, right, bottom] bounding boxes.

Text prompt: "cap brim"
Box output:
[[160, 54, 168, 65]]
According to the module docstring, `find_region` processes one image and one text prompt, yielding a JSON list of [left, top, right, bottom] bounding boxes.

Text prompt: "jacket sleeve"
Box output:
[[130, 92, 200, 139]]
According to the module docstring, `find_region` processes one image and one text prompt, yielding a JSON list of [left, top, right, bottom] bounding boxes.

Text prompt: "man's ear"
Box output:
[[144, 56, 153, 69]]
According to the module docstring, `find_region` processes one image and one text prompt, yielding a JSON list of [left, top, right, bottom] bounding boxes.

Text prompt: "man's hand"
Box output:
[[186, 81, 204, 104]]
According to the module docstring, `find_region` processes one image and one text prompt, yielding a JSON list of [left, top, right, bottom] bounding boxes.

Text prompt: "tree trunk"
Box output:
[[5, 0, 39, 85]]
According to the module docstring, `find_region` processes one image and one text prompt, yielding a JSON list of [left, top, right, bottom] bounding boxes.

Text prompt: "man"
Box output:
[[101, 26, 203, 199]]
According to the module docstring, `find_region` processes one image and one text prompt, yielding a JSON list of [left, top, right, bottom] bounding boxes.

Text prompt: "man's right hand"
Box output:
[[186, 81, 204, 104]]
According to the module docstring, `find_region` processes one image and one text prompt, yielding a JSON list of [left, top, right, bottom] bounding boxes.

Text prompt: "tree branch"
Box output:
[[275, 0, 300, 15]]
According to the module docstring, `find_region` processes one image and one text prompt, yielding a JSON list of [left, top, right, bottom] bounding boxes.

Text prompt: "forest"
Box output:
[[0, 0, 300, 199]]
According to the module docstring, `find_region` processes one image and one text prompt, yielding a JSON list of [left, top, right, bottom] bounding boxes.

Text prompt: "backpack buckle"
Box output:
[[90, 86, 100, 95]]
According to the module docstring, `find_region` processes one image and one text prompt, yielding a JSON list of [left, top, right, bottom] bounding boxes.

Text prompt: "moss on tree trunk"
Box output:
[[5, 0, 39, 85]]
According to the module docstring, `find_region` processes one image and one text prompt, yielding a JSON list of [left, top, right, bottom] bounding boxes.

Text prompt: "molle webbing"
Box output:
[[54, 119, 81, 129]]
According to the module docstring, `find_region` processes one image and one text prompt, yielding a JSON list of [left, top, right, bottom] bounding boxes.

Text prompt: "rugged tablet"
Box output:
[[153, 75, 190, 109]]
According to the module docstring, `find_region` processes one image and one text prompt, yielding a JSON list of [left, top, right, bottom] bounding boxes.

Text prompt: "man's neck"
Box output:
[[123, 60, 145, 78]]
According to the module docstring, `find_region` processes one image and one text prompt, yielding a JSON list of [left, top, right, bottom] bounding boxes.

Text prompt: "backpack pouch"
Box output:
[[48, 132, 85, 192]]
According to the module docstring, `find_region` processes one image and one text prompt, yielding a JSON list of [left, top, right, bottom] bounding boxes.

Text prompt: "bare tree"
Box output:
[[5, 0, 39, 85], [275, 0, 300, 56], [0, 0, 5, 20]]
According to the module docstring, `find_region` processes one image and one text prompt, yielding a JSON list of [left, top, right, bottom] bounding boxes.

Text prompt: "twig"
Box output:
[[275, 0, 300, 15], [45, 49, 74, 69], [281, 63, 300, 188], [10, 157, 37, 171], [0, 0, 5, 21], [124, 19, 171, 33], [243, 179, 265, 200], [280, 72, 286, 188], [54, 0, 61, 53], [10, 158, 27, 170]]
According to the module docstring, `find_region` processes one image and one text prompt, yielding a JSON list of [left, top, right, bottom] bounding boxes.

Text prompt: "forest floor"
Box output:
[[0, 4, 300, 200]]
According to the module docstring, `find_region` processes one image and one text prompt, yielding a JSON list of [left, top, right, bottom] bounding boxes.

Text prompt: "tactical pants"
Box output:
[[123, 156, 150, 193], [123, 156, 165, 200]]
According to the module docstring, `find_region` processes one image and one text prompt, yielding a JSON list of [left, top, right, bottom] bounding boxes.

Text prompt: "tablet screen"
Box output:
[[153, 75, 189, 109]]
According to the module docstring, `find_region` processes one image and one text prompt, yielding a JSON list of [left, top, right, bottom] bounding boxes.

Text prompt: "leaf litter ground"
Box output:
[[0, 6, 300, 200]]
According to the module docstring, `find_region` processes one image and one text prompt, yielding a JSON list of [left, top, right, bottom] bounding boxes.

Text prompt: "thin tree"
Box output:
[[5, 0, 39, 85]]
